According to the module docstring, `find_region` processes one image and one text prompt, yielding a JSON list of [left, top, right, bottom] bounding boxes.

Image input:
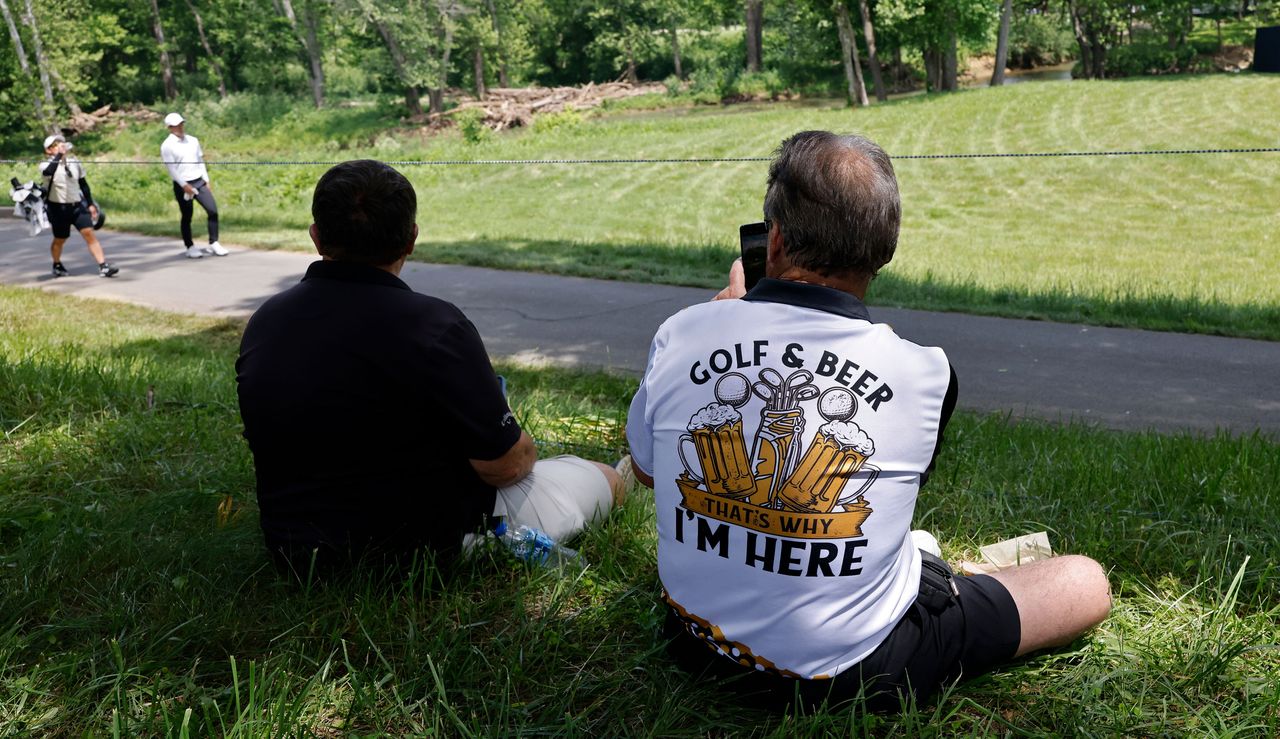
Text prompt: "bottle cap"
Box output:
[[493, 521, 507, 536]]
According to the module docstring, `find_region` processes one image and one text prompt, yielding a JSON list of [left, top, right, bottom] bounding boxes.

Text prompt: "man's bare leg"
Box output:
[[589, 461, 626, 506], [79, 227, 107, 264], [987, 554, 1111, 657], [50, 237, 66, 263]]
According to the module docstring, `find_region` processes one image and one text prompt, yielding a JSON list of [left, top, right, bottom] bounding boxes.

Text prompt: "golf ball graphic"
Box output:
[[715, 372, 751, 408], [818, 387, 856, 421]]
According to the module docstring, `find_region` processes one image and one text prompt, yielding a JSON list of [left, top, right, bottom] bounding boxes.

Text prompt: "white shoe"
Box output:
[[185, 245, 205, 259], [911, 529, 942, 558], [203, 241, 229, 256]]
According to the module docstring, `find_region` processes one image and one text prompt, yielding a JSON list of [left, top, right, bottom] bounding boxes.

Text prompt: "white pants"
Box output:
[[465, 455, 613, 549]]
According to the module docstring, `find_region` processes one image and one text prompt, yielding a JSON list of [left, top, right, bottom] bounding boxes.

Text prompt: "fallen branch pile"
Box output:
[[441, 81, 667, 130]]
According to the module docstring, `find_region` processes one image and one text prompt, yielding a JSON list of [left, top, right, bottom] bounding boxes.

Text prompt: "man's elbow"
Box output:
[[470, 432, 537, 488]]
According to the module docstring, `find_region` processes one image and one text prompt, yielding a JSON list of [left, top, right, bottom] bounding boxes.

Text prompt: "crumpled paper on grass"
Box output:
[[957, 531, 1053, 575]]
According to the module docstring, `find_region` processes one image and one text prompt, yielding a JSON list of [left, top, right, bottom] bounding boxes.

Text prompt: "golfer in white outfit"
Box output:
[[160, 112, 227, 258]]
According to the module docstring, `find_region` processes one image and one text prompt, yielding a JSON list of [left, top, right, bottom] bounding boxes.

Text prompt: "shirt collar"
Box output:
[[741, 277, 872, 321], [302, 259, 411, 291]]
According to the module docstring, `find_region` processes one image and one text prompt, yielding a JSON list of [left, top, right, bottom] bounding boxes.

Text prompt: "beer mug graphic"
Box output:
[[678, 403, 756, 498], [777, 420, 879, 513]]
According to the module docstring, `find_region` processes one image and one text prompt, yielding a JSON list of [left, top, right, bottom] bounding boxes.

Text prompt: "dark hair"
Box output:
[[311, 160, 417, 265], [763, 131, 900, 277]]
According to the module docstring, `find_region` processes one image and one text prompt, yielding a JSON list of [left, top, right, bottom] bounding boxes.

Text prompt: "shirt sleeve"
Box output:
[[626, 326, 667, 478], [419, 316, 522, 461]]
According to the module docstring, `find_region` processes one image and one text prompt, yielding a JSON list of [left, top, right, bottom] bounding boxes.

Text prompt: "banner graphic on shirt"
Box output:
[[674, 368, 879, 540]]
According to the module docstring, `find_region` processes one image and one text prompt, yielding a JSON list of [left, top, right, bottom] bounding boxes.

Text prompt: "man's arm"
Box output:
[[41, 151, 62, 177], [470, 430, 537, 488], [633, 464, 654, 489]]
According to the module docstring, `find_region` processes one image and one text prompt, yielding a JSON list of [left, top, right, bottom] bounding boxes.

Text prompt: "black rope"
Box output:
[[3, 147, 1280, 167]]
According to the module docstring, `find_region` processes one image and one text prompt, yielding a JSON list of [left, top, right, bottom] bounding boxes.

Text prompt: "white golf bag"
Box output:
[[10, 177, 50, 237]]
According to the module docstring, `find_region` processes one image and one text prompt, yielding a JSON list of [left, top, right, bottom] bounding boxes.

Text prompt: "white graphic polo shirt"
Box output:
[[627, 278, 956, 679]]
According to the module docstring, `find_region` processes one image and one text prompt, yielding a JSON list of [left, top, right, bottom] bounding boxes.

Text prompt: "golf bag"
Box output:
[[9, 177, 50, 237]]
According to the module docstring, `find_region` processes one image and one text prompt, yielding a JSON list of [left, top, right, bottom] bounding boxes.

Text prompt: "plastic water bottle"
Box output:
[[493, 521, 585, 573]]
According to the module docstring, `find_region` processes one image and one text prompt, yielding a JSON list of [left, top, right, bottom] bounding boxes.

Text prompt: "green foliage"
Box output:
[[1104, 43, 1202, 77], [454, 108, 491, 144], [1007, 9, 1076, 68], [529, 106, 584, 134]]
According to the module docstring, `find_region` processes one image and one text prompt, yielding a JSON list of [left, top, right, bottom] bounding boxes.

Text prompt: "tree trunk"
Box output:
[[857, 0, 886, 101], [474, 44, 486, 99], [833, 2, 868, 106], [20, 0, 55, 111], [483, 0, 509, 87], [0, 0, 51, 132], [625, 36, 638, 84], [301, 2, 325, 107], [373, 18, 423, 117], [942, 30, 958, 90], [1069, 3, 1094, 79], [991, 0, 1012, 86], [147, 0, 178, 100], [184, 0, 228, 99], [670, 22, 683, 79], [427, 14, 454, 116], [280, 0, 324, 107], [745, 0, 763, 72], [923, 48, 940, 91]]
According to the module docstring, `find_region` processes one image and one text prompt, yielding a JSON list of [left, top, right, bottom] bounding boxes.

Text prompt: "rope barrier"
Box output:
[[2, 147, 1279, 167]]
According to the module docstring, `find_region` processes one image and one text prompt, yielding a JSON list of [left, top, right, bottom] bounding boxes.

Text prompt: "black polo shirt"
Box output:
[[236, 260, 521, 567]]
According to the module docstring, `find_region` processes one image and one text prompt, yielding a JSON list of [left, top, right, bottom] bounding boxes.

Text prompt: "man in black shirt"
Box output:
[[236, 160, 623, 571]]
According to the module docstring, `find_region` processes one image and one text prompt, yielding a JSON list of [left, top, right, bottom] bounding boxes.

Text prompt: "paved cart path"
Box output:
[[1, 218, 1276, 437]]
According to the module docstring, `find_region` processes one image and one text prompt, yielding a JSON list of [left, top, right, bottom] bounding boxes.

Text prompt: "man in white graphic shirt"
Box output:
[[160, 112, 227, 259], [626, 131, 1110, 709]]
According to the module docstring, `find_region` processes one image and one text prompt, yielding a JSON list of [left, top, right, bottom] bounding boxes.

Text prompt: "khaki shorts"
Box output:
[[482, 455, 613, 544]]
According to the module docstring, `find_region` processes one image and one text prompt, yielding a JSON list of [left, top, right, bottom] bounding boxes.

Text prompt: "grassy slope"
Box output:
[[1, 286, 1278, 735], [6, 74, 1276, 339]]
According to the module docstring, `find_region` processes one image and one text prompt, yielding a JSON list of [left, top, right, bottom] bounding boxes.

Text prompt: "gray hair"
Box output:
[[762, 131, 900, 277]]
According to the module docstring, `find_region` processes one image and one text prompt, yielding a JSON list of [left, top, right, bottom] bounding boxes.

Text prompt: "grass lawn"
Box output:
[[4, 74, 1277, 340], [2, 286, 1278, 735]]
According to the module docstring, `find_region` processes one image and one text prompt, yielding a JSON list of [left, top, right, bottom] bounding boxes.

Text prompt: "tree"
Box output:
[[745, 0, 763, 71], [991, 0, 1011, 85], [184, 0, 228, 99], [146, 0, 178, 100], [19, 0, 54, 111], [0, 0, 51, 132], [877, 0, 994, 91], [1068, 0, 1118, 79], [857, 0, 887, 100], [833, 0, 869, 105], [279, 0, 326, 107]]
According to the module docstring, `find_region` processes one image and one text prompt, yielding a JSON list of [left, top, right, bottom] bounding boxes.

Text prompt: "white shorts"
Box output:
[[491, 455, 613, 542]]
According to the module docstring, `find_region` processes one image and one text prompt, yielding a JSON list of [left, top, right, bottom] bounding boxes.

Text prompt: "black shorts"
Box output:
[[47, 201, 93, 239], [664, 568, 1021, 711]]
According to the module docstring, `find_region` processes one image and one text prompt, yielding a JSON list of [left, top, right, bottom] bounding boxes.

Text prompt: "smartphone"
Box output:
[[739, 221, 769, 290]]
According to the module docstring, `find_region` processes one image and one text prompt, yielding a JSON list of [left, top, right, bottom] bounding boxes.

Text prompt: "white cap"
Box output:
[[163, 112, 185, 127], [43, 134, 65, 149]]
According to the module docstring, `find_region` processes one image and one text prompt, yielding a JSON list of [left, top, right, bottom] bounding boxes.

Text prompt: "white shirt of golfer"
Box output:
[[160, 133, 209, 185], [627, 282, 953, 679]]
